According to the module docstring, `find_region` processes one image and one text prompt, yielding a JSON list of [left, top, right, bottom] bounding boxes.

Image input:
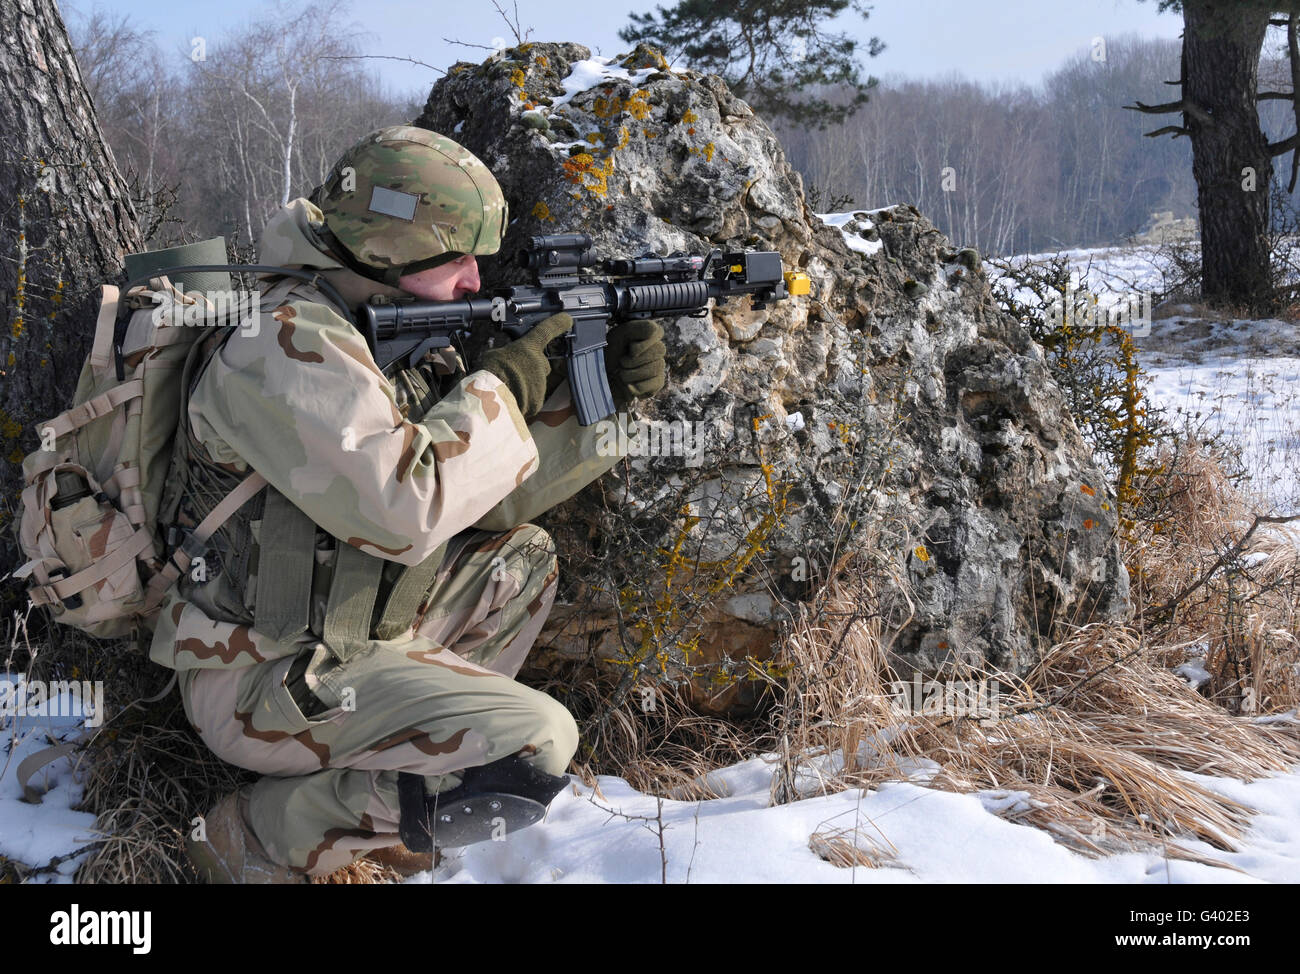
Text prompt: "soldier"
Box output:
[[159, 125, 667, 882]]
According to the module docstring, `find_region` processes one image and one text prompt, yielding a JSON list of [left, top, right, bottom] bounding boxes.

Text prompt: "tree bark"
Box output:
[[0, 0, 142, 590], [1182, 0, 1274, 307]]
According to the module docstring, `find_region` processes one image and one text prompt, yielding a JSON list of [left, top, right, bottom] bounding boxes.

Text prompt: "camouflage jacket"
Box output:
[[148, 198, 623, 671]]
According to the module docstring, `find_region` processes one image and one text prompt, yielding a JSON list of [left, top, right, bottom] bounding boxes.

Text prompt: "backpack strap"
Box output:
[[16, 737, 86, 804], [372, 542, 447, 640], [253, 488, 317, 643], [89, 285, 120, 380], [35, 380, 145, 444], [321, 541, 383, 661], [143, 469, 269, 613]]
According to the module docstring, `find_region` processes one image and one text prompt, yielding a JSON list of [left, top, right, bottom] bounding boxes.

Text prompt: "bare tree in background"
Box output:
[[67, 7, 180, 242], [68, 0, 415, 251]]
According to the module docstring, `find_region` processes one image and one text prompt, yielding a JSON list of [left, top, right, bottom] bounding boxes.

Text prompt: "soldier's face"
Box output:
[[397, 254, 480, 300]]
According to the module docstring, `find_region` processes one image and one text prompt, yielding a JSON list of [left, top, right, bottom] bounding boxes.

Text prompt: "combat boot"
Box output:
[[186, 787, 308, 884], [364, 843, 441, 878]]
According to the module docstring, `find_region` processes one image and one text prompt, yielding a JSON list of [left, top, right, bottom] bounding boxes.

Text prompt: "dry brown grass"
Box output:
[[746, 441, 1300, 865], [765, 587, 1298, 865], [529, 442, 1300, 873], [1128, 439, 1300, 714], [312, 858, 407, 884], [808, 825, 899, 869]]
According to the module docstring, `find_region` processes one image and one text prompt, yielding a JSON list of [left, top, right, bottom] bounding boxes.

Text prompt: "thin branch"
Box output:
[[1144, 125, 1192, 139], [1125, 97, 1213, 127], [442, 37, 496, 51], [1147, 513, 1300, 624], [316, 53, 444, 75], [490, 0, 532, 46], [1125, 98, 1188, 114]]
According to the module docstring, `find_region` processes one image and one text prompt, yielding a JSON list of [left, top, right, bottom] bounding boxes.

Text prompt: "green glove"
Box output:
[[478, 312, 574, 419], [604, 319, 666, 407]]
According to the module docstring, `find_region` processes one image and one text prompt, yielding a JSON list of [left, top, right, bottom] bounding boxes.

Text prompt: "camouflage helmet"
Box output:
[[311, 125, 508, 286]]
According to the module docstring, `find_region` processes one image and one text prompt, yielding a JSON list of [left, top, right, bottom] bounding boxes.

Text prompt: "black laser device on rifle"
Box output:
[[359, 232, 811, 425]]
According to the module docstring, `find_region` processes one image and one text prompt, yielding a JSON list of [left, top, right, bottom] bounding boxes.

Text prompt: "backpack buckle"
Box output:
[[165, 526, 207, 570], [46, 570, 83, 611]]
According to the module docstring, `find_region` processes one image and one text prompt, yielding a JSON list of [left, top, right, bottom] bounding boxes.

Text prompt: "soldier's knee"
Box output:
[[519, 690, 579, 776]]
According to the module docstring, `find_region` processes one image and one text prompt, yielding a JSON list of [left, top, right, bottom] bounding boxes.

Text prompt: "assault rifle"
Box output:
[[360, 233, 811, 425], [112, 233, 810, 426]]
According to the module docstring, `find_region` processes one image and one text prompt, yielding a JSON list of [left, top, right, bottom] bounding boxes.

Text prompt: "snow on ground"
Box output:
[[419, 744, 1300, 884], [8, 657, 1296, 883], [993, 243, 1300, 513], [0, 675, 99, 882]]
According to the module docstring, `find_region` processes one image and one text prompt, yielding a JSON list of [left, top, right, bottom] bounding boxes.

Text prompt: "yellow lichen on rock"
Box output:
[[593, 88, 651, 121], [561, 152, 615, 198], [624, 89, 651, 120]]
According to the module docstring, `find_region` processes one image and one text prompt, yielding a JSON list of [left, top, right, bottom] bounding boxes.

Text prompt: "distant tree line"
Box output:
[[776, 35, 1217, 256]]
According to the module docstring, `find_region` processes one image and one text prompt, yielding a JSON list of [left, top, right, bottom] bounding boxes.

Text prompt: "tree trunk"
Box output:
[[1182, 0, 1274, 308], [0, 0, 142, 591]]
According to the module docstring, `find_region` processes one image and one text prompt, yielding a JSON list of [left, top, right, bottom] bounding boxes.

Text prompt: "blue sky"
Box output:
[[65, 0, 1185, 98]]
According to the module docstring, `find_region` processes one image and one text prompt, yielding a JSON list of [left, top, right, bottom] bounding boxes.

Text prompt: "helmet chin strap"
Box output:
[[312, 221, 464, 290]]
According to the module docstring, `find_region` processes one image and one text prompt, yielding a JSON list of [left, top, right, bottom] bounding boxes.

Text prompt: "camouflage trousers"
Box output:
[[179, 523, 577, 876]]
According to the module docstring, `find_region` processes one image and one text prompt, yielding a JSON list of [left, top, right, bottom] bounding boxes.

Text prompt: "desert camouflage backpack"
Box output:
[[12, 238, 272, 639]]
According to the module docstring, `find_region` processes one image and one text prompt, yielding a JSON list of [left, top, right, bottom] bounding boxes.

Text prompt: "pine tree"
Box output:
[[1129, 1, 1300, 309], [619, 0, 883, 128]]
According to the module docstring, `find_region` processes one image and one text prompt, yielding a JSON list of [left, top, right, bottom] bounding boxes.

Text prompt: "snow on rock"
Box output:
[[549, 56, 660, 113], [817, 210, 884, 256]]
